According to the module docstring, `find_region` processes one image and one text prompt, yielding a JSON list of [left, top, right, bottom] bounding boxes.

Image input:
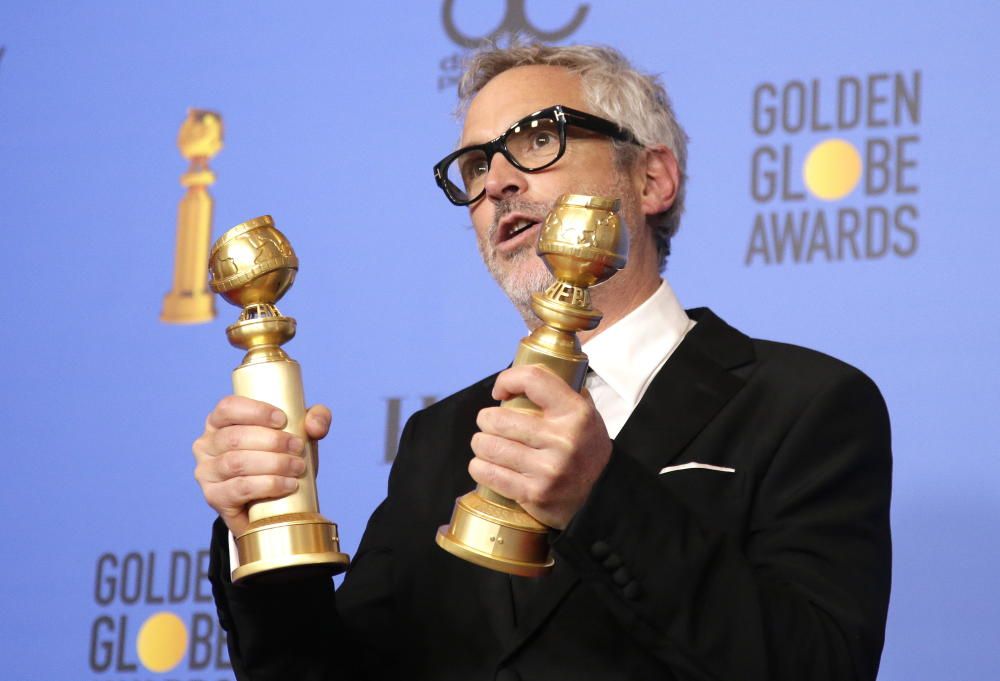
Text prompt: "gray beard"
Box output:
[[478, 197, 555, 325], [488, 246, 553, 326]]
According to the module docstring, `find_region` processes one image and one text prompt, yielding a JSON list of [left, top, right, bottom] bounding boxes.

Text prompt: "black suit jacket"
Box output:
[[210, 308, 892, 681]]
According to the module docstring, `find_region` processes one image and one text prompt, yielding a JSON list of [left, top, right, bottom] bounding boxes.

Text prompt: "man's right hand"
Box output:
[[192, 396, 332, 536]]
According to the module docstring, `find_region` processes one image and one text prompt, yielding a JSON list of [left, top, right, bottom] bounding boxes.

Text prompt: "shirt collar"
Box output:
[[582, 278, 691, 409]]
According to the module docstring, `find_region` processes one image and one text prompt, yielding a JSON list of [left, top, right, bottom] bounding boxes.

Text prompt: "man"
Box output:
[[194, 44, 891, 681]]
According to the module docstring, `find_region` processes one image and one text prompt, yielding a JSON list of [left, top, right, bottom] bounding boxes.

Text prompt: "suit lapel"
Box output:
[[614, 308, 754, 474], [499, 308, 755, 658]]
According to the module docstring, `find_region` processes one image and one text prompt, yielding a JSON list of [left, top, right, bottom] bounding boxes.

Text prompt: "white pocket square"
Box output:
[[659, 462, 736, 475]]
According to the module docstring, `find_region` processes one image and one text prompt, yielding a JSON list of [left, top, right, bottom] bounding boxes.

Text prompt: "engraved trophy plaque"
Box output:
[[436, 194, 628, 576], [209, 215, 349, 582]]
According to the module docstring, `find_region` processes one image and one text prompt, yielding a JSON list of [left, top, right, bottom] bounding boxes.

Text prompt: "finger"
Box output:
[[491, 364, 581, 414], [476, 406, 549, 450], [217, 509, 250, 537], [208, 475, 299, 510], [470, 431, 544, 476], [199, 450, 307, 484], [206, 395, 286, 432], [210, 425, 304, 459], [305, 404, 332, 440], [468, 457, 531, 502]]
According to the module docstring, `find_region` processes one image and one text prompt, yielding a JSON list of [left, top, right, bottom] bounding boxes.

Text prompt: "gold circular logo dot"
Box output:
[[136, 611, 187, 673], [802, 138, 863, 200]]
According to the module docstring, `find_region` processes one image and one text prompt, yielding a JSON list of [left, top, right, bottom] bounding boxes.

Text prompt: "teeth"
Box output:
[[508, 219, 535, 237]]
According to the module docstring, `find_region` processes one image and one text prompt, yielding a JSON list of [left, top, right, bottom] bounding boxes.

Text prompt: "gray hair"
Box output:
[[457, 43, 689, 269]]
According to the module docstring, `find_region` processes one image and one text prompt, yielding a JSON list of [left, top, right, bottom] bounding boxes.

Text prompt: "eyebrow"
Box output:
[[455, 107, 558, 150]]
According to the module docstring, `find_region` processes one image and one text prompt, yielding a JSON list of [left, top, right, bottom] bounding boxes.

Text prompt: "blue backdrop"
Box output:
[[1, 2, 997, 679]]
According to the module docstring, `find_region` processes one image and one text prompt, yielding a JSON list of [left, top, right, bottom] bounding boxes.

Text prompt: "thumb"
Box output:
[[305, 404, 332, 440]]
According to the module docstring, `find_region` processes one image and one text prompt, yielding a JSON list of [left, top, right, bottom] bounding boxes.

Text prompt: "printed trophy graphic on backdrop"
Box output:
[[209, 215, 349, 582], [161, 109, 223, 323], [436, 194, 628, 576]]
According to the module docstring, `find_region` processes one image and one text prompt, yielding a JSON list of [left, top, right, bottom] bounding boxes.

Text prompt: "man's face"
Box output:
[[461, 65, 639, 320]]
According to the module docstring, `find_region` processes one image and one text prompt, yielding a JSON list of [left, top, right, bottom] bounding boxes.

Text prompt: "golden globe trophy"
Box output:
[[209, 215, 349, 583], [161, 109, 223, 324], [436, 194, 628, 577]]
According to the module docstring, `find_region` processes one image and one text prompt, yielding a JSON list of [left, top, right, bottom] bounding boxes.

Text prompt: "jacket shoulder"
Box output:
[[689, 306, 883, 399], [748, 337, 884, 402]]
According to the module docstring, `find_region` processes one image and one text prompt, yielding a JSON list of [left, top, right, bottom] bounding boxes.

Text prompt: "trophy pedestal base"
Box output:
[[436, 490, 554, 578], [232, 513, 349, 583], [160, 291, 215, 324]]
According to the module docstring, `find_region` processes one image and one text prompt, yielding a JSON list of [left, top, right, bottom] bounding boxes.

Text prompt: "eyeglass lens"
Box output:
[[445, 115, 561, 202]]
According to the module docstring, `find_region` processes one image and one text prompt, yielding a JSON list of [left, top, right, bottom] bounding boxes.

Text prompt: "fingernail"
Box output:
[[282, 478, 298, 491], [290, 458, 306, 475], [288, 436, 304, 454], [271, 410, 285, 427]]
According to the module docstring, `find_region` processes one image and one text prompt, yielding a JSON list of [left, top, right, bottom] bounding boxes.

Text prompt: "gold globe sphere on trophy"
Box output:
[[436, 194, 628, 576], [209, 215, 349, 582]]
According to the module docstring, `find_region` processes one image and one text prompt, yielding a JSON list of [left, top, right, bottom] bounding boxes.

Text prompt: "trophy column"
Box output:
[[209, 215, 349, 583], [436, 194, 628, 577], [161, 109, 222, 324]]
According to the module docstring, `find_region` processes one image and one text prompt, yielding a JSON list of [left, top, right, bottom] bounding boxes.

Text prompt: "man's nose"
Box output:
[[483, 152, 528, 200]]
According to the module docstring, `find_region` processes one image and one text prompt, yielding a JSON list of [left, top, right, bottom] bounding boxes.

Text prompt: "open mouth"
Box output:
[[498, 215, 542, 249]]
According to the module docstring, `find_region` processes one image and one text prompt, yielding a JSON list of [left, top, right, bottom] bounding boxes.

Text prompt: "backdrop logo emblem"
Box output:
[[437, 1, 589, 91], [136, 612, 188, 672], [442, 0, 588, 48], [802, 139, 863, 200], [745, 72, 922, 265]]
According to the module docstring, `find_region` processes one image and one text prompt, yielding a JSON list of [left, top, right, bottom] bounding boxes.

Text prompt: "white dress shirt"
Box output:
[[583, 278, 694, 438]]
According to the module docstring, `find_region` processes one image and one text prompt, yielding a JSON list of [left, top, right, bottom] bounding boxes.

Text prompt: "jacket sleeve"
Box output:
[[553, 367, 892, 681], [208, 515, 344, 681], [208, 419, 423, 681]]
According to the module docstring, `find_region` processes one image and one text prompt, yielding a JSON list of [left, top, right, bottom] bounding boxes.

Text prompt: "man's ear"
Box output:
[[638, 145, 679, 218]]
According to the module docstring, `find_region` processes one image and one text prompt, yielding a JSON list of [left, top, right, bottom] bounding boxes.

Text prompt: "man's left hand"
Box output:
[[469, 364, 612, 530]]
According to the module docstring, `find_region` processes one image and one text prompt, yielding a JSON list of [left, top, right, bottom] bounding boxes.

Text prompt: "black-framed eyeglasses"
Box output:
[[433, 104, 640, 206]]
